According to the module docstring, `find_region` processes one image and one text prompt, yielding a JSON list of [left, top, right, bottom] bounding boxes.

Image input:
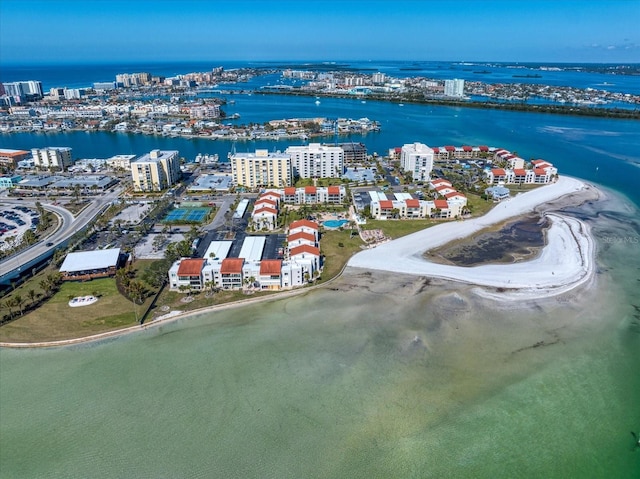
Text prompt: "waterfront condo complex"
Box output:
[[400, 142, 435, 182], [285, 143, 344, 179], [131, 149, 180, 192], [230, 149, 292, 188]]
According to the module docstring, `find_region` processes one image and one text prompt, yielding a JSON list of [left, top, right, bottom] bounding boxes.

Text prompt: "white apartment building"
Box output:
[[400, 142, 434, 181], [106, 154, 136, 171], [31, 147, 73, 171], [131, 149, 180, 192], [285, 143, 344, 179], [444, 79, 465, 97], [231, 149, 292, 188]]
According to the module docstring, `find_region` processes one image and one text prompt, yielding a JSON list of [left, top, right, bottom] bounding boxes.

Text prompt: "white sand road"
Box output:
[[348, 176, 595, 299]]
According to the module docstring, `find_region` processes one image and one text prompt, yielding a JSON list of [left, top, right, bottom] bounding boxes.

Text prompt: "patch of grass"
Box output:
[[0, 276, 151, 343], [361, 219, 438, 239], [508, 184, 544, 194], [465, 192, 495, 218], [151, 287, 277, 319], [0, 260, 160, 342], [317, 229, 363, 282]]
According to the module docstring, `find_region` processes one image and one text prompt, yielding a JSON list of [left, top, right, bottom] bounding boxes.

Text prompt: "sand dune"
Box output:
[[348, 176, 595, 299]]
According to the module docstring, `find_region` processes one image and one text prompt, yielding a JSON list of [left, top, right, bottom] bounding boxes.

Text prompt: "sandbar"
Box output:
[[348, 176, 596, 299]]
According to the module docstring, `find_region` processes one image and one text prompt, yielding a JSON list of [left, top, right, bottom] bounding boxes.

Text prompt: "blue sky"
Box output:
[[1, 0, 639, 64]]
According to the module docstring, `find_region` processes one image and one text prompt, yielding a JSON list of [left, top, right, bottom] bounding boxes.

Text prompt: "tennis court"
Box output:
[[163, 207, 211, 223]]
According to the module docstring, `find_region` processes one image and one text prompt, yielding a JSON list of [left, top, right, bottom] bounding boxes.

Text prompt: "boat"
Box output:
[[68, 295, 98, 307], [315, 100, 321, 105]]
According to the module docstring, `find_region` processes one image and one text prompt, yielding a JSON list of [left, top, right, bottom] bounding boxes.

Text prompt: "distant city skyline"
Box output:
[[1, 0, 639, 65]]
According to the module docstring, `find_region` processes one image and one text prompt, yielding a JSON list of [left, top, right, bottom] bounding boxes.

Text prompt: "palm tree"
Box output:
[[39, 279, 52, 297], [2, 299, 14, 319], [127, 280, 145, 323], [13, 294, 25, 316], [27, 289, 37, 306], [72, 184, 81, 203]]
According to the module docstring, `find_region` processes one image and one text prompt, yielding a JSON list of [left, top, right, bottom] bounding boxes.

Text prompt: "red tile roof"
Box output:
[[491, 168, 506, 176], [462, 146, 472, 152], [260, 259, 282, 276], [262, 191, 281, 198], [284, 187, 296, 195], [177, 258, 205, 276], [432, 147, 440, 153], [479, 145, 489, 152], [445, 192, 466, 199], [327, 185, 340, 195], [304, 186, 317, 194], [379, 200, 394, 210], [434, 199, 449, 209], [534, 168, 548, 175], [290, 244, 320, 257], [436, 185, 452, 192], [253, 206, 278, 216], [513, 169, 528, 176], [255, 198, 277, 207], [288, 231, 316, 243], [220, 258, 244, 274], [289, 219, 319, 230], [432, 178, 452, 186], [405, 198, 420, 208], [444, 145, 455, 152]]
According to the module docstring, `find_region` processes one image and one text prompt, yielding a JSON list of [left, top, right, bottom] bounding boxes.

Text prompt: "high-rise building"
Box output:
[[337, 142, 367, 163], [231, 149, 292, 188], [400, 142, 434, 181], [1, 81, 43, 101], [444, 79, 465, 97], [31, 147, 73, 171], [285, 143, 344, 179], [372, 72, 386, 85], [131, 150, 180, 192]]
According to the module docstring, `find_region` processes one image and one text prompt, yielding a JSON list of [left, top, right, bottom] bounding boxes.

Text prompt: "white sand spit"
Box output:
[[348, 176, 595, 299]]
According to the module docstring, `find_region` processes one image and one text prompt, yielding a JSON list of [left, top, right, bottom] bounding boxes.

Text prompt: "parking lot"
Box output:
[[0, 205, 39, 252]]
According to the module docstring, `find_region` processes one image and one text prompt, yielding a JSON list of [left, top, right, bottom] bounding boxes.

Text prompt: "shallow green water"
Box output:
[[1, 200, 639, 478]]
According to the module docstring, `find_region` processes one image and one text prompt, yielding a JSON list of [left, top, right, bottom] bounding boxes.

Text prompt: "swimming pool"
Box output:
[[323, 219, 349, 229]]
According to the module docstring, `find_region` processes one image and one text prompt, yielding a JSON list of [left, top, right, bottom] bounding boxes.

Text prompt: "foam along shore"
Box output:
[[348, 176, 596, 299]]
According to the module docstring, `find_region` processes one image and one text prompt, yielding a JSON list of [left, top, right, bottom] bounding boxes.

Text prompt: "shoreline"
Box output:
[[0, 176, 598, 348], [348, 175, 597, 300]]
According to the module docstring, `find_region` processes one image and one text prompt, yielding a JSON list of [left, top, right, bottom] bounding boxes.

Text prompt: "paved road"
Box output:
[[0, 187, 123, 278]]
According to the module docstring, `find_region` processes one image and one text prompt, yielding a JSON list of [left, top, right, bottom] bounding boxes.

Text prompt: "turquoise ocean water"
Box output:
[[1, 63, 639, 478]]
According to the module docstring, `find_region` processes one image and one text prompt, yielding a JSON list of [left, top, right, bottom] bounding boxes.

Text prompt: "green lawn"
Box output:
[[465, 192, 495, 218], [318, 229, 364, 282], [361, 219, 438, 239], [0, 277, 146, 342], [0, 261, 161, 343]]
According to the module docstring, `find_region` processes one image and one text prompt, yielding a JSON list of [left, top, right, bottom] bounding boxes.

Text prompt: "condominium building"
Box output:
[[400, 142, 434, 181], [0, 149, 30, 169], [230, 149, 292, 188], [131, 149, 180, 192], [31, 147, 73, 171], [2, 81, 43, 101], [285, 143, 344, 179], [444, 79, 465, 97], [106, 154, 137, 171]]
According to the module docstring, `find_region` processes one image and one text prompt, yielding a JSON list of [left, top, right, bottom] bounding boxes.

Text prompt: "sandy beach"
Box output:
[[348, 176, 596, 299]]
